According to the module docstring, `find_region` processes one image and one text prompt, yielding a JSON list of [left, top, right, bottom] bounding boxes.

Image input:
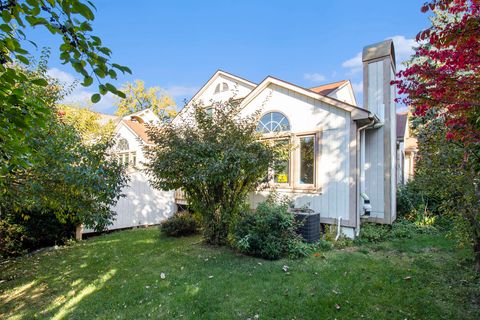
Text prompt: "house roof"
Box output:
[[123, 120, 152, 144], [240, 75, 373, 121], [396, 112, 408, 139], [309, 80, 349, 96]]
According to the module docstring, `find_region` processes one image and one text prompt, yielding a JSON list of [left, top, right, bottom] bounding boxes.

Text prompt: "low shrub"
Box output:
[[357, 219, 438, 244], [358, 223, 391, 243], [0, 210, 76, 258], [160, 211, 199, 237], [397, 182, 441, 222], [231, 194, 306, 260]]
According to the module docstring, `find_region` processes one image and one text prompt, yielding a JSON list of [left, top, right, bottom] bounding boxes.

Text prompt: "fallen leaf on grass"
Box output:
[[335, 304, 341, 310]]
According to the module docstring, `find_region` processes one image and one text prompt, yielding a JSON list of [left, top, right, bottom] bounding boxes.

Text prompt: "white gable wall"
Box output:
[[197, 74, 254, 104], [327, 84, 357, 106], [173, 73, 255, 125], [240, 83, 353, 224], [115, 123, 148, 166]]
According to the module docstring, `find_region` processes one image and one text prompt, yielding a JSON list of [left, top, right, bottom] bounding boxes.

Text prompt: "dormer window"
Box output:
[[116, 138, 137, 167], [214, 82, 229, 94]]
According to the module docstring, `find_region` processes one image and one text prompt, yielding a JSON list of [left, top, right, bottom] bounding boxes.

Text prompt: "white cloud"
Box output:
[[342, 35, 417, 75], [165, 85, 199, 97], [341, 52, 363, 75], [47, 68, 118, 114], [47, 67, 76, 84], [303, 73, 326, 82]]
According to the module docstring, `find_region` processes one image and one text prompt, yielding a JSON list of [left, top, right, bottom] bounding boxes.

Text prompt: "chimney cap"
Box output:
[[362, 39, 396, 68]]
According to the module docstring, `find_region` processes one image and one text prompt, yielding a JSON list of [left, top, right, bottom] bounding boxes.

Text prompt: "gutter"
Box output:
[[355, 113, 378, 237]]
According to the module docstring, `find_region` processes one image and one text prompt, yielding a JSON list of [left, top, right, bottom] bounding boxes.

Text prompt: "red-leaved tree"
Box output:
[[395, 0, 480, 271]]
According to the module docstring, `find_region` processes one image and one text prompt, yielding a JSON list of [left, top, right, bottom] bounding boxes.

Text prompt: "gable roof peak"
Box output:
[[309, 80, 349, 96]]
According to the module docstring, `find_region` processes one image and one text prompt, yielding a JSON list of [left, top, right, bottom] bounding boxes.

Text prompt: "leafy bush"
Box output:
[[160, 211, 199, 237], [357, 219, 437, 244], [358, 223, 391, 243], [231, 194, 306, 260], [0, 210, 76, 258], [397, 182, 441, 222], [0, 220, 29, 257]]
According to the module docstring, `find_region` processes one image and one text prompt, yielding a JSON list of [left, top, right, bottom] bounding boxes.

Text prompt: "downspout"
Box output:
[[335, 217, 342, 241], [355, 114, 377, 237]]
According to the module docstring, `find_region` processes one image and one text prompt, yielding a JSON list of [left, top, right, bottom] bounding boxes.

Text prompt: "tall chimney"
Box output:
[[362, 40, 397, 223]]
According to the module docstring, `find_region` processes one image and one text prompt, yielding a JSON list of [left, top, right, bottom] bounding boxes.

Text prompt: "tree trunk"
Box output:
[[75, 224, 83, 241]]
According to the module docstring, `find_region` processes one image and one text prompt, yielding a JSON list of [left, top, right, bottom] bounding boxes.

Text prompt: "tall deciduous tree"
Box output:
[[395, 0, 480, 271], [145, 101, 275, 245], [115, 80, 177, 121], [0, 0, 130, 185], [59, 104, 116, 142]]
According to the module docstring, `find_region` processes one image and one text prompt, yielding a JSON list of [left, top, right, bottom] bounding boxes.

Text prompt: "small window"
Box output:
[[118, 138, 129, 151], [214, 82, 229, 94], [299, 136, 315, 184], [257, 112, 290, 134]]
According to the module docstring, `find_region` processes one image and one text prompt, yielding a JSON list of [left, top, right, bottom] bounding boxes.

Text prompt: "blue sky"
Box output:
[[32, 1, 430, 114]]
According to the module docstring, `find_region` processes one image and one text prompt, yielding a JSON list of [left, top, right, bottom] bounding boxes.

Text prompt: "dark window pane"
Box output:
[[274, 139, 289, 184], [300, 136, 314, 184]]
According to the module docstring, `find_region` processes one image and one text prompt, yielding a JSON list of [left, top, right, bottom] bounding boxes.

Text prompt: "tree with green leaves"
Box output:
[[146, 101, 275, 245], [0, 50, 127, 233], [115, 80, 177, 121], [0, 0, 130, 186]]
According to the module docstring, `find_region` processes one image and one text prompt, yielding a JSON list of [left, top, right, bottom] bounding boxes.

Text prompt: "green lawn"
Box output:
[[0, 228, 479, 319]]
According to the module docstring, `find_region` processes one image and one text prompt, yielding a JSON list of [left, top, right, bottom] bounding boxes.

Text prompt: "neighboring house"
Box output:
[[84, 109, 176, 233], [396, 111, 418, 185], [174, 39, 398, 238]]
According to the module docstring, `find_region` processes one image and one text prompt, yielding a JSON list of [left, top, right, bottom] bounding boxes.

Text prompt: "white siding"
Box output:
[[365, 61, 385, 218], [108, 171, 175, 230], [328, 85, 357, 106], [173, 74, 254, 125], [241, 84, 352, 222]]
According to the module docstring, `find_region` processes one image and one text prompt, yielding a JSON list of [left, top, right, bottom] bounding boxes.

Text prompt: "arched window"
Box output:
[[118, 138, 129, 151], [257, 112, 290, 133], [214, 82, 229, 94]]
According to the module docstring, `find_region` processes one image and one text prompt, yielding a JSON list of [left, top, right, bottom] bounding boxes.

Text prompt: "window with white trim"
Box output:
[[257, 112, 290, 133], [214, 82, 229, 94], [116, 138, 137, 167], [257, 112, 319, 191]]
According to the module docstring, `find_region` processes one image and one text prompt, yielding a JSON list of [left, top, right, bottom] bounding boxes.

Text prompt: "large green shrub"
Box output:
[[231, 194, 307, 260], [0, 210, 76, 258], [160, 211, 199, 237], [146, 100, 276, 245]]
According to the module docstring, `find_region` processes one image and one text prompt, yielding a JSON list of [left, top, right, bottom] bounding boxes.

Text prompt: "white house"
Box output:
[[174, 39, 398, 238], [396, 111, 418, 185], [89, 39, 399, 238], [86, 109, 176, 233]]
